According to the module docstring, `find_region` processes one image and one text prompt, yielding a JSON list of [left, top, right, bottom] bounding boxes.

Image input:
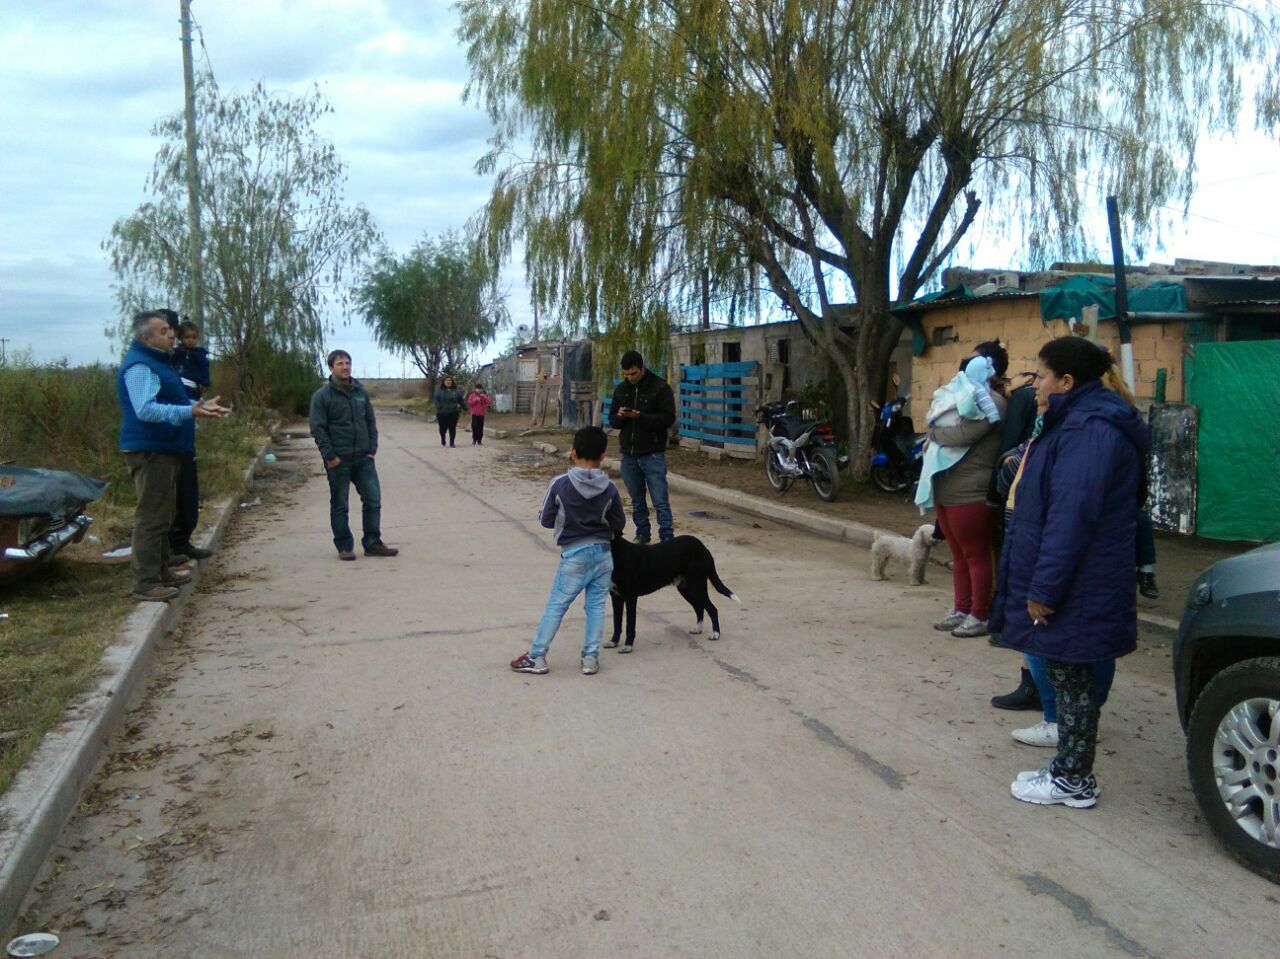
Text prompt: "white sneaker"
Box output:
[[934, 609, 966, 631], [1010, 769, 1097, 808], [1012, 721, 1059, 747], [581, 655, 599, 675], [950, 614, 989, 638], [1016, 766, 1102, 798]]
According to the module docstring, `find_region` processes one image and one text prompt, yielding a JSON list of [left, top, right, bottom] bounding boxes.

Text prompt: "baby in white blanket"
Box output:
[[914, 355, 1002, 510]]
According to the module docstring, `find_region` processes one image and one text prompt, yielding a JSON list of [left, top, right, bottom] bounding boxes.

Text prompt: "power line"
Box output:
[[1196, 167, 1280, 188], [1073, 174, 1280, 243]]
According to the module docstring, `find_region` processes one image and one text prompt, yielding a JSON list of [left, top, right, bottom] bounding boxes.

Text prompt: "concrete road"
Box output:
[[20, 413, 1275, 959]]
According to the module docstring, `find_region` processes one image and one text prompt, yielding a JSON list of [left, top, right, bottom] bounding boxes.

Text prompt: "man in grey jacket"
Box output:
[[309, 350, 398, 561]]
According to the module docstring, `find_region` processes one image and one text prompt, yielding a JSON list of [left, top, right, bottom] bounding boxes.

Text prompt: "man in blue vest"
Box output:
[[118, 311, 231, 601]]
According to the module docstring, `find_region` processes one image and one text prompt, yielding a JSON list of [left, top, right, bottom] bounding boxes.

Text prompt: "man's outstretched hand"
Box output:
[[193, 395, 233, 419]]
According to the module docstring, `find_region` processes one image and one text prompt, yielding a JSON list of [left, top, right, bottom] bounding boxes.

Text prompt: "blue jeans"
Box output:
[[530, 543, 613, 659], [620, 452, 673, 541], [1027, 654, 1115, 724], [326, 454, 382, 552]]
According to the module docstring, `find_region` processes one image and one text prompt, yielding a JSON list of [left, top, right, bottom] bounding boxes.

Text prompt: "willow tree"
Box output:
[[460, 0, 1277, 475], [356, 233, 510, 392], [107, 73, 378, 389]]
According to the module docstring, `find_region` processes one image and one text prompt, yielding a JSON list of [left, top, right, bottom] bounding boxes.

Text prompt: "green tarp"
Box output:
[[1039, 275, 1186, 323], [1189, 341, 1280, 542]]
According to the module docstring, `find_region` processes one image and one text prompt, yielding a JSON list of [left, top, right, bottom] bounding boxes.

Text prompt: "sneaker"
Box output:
[[510, 653, 548, 674], [951, 614, 989, 638], [1015, 768, 1102, 798], [933, 609, 966, 631], [581, 655, 599, 675], [1138, 571, 1160, 599], [173, 542, 213, 560], [364, 542, 399, 557], [168, 553, 191, 567], [617, 643, 634, 654], [1012, 721, 1059, 747], [338, 550, 357, 561], [1010, 769, 1097, 808], [633, 534, 651, 545], [133, 584, 180, 602], [160, 568, 193, 586]]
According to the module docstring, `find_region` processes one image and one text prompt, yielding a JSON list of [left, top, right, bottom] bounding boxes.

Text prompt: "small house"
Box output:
[[893, 260, 1280, 542]]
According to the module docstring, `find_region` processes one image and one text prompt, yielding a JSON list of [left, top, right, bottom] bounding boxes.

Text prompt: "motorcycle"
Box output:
[[756, 400, 846, 502], [869, 394, 926, 493]]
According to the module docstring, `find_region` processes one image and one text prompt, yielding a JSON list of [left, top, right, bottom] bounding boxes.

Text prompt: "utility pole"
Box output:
[[0, 338, 8, 366], [701, 268, 710, 330], [1105, 196, 1136, 393], [179, 0, 205, 330]]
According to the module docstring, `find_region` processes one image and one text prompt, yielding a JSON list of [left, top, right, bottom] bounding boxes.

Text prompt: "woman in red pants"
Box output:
[[931, 342, 1008, 638]]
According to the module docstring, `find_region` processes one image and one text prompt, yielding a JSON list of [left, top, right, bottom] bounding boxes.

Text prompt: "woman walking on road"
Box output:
[[467, 382, 494, 445], [434, 374, 465, 448], [992, 337, 1149, 809]]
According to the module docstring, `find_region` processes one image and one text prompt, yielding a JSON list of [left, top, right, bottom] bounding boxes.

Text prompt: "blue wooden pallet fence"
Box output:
[[679, 361, 759, 448]]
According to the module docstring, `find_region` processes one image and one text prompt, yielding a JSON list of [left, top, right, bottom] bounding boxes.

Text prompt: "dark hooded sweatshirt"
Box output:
[[539, 467, 626, 553]]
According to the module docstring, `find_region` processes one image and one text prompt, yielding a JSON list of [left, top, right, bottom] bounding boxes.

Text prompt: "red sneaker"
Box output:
[[510, 653, 548, 674]]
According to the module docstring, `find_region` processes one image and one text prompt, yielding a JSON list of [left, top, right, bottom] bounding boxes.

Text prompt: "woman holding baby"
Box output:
[[928, 341, 1009, 639]]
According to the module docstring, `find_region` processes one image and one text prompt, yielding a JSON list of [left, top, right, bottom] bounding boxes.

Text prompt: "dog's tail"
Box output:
[[708, 562, 739, 602]]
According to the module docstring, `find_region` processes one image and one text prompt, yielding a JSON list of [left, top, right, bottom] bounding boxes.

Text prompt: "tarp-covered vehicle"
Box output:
[[0, 466, 108, 582]]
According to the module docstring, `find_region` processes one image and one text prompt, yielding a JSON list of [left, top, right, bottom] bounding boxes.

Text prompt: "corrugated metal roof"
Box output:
[[892, 289, 1037, 314]]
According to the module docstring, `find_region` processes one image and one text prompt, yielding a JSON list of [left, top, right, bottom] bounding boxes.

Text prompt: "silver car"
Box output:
[[1175, 542, 1280, 883]]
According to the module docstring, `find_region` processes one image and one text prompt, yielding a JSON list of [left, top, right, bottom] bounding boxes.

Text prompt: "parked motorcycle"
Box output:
[[756, 400, 845, 502], [869, 394, 926, 493]]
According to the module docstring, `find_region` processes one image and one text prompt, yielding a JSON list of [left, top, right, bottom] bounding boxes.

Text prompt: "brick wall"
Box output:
[[907, 299, 1189, 420]]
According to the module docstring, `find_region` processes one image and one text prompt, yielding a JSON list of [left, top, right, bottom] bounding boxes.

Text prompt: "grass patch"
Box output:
[[0, 360, 272, 799], [0, 563, 134, 795]]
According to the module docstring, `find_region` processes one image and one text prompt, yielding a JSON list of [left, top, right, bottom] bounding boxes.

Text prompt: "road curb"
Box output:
[[0, 428, 278, 934], [601, 458, 1178, 634]]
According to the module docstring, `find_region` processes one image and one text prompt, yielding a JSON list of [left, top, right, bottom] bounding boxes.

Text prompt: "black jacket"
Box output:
[[433, 385, 465, 417], [310, 376, 378, 460], [609, 370, 676, 456]]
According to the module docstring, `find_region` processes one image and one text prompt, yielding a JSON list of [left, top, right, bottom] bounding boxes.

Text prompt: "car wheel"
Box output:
[[1186, 656, 1280, 883]]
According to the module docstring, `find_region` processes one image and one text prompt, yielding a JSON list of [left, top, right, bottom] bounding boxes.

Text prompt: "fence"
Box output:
[[677, 361, 760, 459]]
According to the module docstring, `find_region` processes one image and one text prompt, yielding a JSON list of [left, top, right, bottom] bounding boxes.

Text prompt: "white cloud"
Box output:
[[0, 0, 514, 369]]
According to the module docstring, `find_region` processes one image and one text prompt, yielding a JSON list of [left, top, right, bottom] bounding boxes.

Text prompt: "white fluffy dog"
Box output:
[[870, 524, 937, 585]]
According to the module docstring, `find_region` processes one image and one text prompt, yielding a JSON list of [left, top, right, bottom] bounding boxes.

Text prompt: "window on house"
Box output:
[[777, 338, 791, 390], [722, 341, 741, 363], [692, 344, 706, 365], [932, 325, 957, 347]]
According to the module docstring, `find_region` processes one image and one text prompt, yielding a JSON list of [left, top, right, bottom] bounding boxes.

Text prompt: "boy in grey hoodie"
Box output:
[[511, 426, 626, 676]]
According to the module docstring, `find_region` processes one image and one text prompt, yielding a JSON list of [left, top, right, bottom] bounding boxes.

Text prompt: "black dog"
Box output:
[[606, 534, 739, 653]]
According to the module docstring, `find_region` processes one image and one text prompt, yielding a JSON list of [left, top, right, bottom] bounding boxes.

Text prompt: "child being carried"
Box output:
[[914, 355, 1002, 511]]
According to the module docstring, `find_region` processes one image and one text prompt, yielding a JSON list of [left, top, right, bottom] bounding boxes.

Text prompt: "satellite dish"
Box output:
[[516, 324, 532, 337]]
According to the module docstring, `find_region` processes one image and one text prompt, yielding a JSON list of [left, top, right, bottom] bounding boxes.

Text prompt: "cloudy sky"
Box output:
[[1, 0, 1278, 376]]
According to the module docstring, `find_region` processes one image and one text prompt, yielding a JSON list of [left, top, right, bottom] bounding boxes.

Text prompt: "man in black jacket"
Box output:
[[608, 350, 677, 543], [309, 350, 398, 561]]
